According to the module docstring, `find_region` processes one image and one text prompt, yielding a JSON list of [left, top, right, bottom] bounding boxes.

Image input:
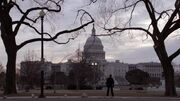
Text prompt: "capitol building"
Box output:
[[20, 25, 164, 87], [60, 25, 163, 86], [81, 25, 129, 85]]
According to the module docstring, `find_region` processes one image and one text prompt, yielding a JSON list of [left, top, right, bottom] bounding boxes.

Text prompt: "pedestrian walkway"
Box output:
[[1, 96, 180, 99]]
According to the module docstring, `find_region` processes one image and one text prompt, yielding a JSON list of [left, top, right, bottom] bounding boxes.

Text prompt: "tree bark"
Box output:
[[4, 50, 17, 94], [1, 37, 17, 94], [163, 63, 176, 96], [154, 43, 177, 96], [1, 12, 17, 94], [1, 35, 17, 94]]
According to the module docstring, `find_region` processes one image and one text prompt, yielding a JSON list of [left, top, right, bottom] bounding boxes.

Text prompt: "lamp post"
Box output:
[[39, 10, 45, 62], [39, 10, 45, 98], [92, 62, 97, 89]]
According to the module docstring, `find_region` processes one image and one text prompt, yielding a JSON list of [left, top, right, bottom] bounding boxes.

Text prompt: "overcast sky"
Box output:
[[0, 0, 180, 67]]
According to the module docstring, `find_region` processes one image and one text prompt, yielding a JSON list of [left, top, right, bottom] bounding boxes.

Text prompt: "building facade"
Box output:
[[104, 60, 129, 85], [20, 61, 52, 79], [136, 62, 163, 79], [20, 26, 165, 88]]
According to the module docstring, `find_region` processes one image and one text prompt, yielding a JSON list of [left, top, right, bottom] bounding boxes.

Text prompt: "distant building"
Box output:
[[60, 59, 74, 76], [128, 64, 137, 71], [136, 62, 163, 79], [20, 26, 166, 88], [83, 25, 106, 65], [80, 25, 163, 86], [20, 61, 40, 78], [51, 63, 61, 73], [82, 25, 129, 86], [173, 63, 180, 72], [127, 62, 163, 79], [104, 60, 129, 85], [82, 25, 106, 84], [20, 61, 52, 84]]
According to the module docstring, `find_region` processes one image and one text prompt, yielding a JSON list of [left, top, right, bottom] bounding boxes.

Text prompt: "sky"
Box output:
[[0, 0, 180, 67]]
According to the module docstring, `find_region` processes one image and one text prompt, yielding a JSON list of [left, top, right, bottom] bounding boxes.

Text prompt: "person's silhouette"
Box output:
[[106, 74, 114, 96]]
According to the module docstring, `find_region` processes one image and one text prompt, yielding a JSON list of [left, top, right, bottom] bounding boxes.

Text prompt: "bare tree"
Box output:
[[94, 0, 180, 96], [68, 61, 95, 90], [0, 0, 94, 94]]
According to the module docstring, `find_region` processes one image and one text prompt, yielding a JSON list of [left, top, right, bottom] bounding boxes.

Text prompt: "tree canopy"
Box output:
[[125, 69, 150, 85]]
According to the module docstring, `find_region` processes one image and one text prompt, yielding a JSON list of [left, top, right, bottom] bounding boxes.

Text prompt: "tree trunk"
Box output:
[[2, 35, 17, 94], [1, 11, 18, 94], [4, 51, 17, 94], [154, 43, 177, 96], [163, 62, 176, 96], [1, 36, 17, 94]]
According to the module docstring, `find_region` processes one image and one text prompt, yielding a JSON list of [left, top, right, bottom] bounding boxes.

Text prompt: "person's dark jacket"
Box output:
[[106, 77, 114, 87]]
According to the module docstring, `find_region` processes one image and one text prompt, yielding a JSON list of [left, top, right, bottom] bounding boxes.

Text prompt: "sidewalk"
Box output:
[[1, 95, 180, 99], [0, 90, 180, 99], [0, 89, 167, 96]]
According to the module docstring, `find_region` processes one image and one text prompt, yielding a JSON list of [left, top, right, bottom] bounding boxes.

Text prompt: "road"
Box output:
[[0, 97, 180, 101]]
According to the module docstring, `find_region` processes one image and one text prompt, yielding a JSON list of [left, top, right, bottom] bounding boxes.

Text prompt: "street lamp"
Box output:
[[39, 10, 45, 62], [39, 10, 45, 98], [92, 62, 97, 89]]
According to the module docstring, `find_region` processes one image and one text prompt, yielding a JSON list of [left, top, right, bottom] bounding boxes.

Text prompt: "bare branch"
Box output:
[[11, 1, 40, 23], [156, 9, 174, 21], [124, 0, 139, 27], [12, 21, 41, 34], [169, 48, 180, 62], [12, 21, 77, 45], [162, 2, 180, 38], [163, 19, 180, 39], [43, 32, 78, 45], [143, 0, 160, 36], [77, 9, 94, 25], [17, 15, 94, 50], [54, 37, 75, 44], [11, 1, 24, 14], [13, 0, 61, 36], [103, 26, 153, 37], [112, 0, 142, 13], [87, 0, 97, 5]]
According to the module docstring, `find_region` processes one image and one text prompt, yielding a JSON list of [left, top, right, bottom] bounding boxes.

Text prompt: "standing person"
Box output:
[[106, 74, 114, 96]]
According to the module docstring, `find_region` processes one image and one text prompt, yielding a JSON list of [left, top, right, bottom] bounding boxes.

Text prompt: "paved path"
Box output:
[[1, 96, 180, 101]]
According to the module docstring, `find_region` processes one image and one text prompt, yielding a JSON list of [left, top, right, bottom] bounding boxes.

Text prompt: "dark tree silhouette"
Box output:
[[125, 69, 150, 85], [20, 50, 40, 89], [0, 63, 4, 73], [94, 0, 180, 96], [68, 61, 94, 90], [175, 73, 180, 87], [20, 61, 41, 89], [50, 71, 67, 87], [0, 63, 5, 89], [0, 0, 94, 94], [149, 77, 161, 87]]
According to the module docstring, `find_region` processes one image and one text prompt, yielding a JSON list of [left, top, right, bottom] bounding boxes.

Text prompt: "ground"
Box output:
[[0, 89, 180, 101], [1, 89, 180, 97], [1, 97, 180, 101]]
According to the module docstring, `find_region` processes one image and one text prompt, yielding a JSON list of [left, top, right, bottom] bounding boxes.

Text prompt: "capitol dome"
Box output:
[[84, 36, 104, 52], [83, 25, 105, 63]]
